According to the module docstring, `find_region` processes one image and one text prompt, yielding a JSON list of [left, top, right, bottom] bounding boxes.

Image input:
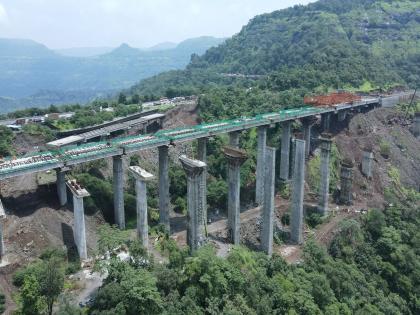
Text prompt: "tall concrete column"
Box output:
[[290, 139, 306, 244], [56, 169, 67, 206], [197, 138, 208, 228], [0, 220, 4, 262], [229, 131, 240, 148], [260, 147, 276, 256], [67, 180, 89, 260], [0, 200, 5, 262], [338, 110, 347, 122], [113, 155, 125, 229], [256, 126, 267, 205], [321, 113, 331, 132], [413, 112, 420, 139], [129, 166, 154, 248], [180, 155, 207, 252], [361, 148, 374, 179], [318, 134, 332, 216], [340, 159, 354, 205], [302, 117, 316, 159], [280, 121, 291, 181], [158, 145, 170, 232], [289, 136, 296, 180], [223, 146, 248, 245]]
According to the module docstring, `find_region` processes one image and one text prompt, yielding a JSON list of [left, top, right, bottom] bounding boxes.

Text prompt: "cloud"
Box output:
[[0, 3, 9, 24]]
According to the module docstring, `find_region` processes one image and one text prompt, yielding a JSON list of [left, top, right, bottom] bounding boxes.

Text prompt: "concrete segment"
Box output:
[[256, 126, 267, 205], [280, 121, 291, 181], [129, 166, 155, 248], [179, 155, 207, 252], [338, 111, 347, 122], [197, 138, 208, 227], [261, 147, 276, 256], [340, 160, 354, 205], [362, 149, 374, 179], [113, 155, 125, 229], [290, 139, 306, 244], [318, 134, 332, 215], [158, 146, 170, 232], [223, 146, 248, 245], [56, 169, 67, 206]]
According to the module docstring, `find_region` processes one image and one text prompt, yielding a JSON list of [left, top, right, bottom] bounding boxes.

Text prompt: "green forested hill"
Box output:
[[131, 0, 420, 103]]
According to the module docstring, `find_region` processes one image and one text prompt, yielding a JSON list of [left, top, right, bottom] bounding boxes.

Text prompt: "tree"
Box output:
[[20, 275, 46, 315], [118, 93, 127, 105], [38, 257, 65, 315], [131, 94, 141, 104]]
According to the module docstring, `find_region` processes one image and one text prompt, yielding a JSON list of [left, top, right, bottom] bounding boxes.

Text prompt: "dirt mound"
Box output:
[[334, 108, 420, 208]]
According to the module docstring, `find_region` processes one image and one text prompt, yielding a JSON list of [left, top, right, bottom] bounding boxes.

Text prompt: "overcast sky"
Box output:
[[0, 0, 314, 49]]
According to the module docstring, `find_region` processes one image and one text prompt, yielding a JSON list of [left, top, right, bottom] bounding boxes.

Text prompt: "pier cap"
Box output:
[[129, 166, 155, 182]]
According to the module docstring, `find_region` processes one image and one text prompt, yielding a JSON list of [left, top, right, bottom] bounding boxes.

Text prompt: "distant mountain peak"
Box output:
[[109, 43, 140, 56]]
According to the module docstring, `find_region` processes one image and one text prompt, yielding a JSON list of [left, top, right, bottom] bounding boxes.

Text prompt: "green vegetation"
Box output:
[[13, 249, 69, 315], [0, 125, 15, 156], [22, 124, 55, 141], [0, 290, 5, 314], [379, 139, 391, 158], [84, 180, 419, 314]]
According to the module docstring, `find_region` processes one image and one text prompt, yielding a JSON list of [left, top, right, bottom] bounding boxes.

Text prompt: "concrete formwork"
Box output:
[[280, 121, 291, 182], [256, 126, 267, 205], [340, 160, 354, 205], [260, 147, 276, 256], [180, 155, 207, 252], [56, 169, 67, 206], [67, 181, 89, 260], [129, 166, 155, 248], [158, 146, 170, 232], [197, 138, 208, 226], [223, 146, 248, 245], [318, 134, 333, 216], [290, 139, 306, 244], [113, 155, 125, 229], [361, 149, 374, 179]]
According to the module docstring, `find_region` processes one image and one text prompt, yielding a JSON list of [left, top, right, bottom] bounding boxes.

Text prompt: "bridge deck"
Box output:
[[0, 96, 390, 180]]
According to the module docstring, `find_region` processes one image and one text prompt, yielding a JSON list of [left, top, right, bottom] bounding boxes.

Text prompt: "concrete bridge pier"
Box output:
[[413, 112, 420, 139], [180, 155, 207, 252], [279, 121, 291, 182], [337, 110, 347, 122], [301, 117, 316, 159], [340, 159, 354, 205], [256, 126, 267, 205], [197, 138, 208, 225], [260, 147, 276, 256], [318, 134, 332, 216], [158, 145, 170, 232], [113, 155, 125, 229], [67, 180, 89, 260], [290, 139, 306, 244], [223, 146, 248, 245], [361, 148, 374, 179], [56, 169, 68, 207], [229, 131, 240, 148], [0, 220, 4, 262], [129, 166, 154, 248], [321, 113, 331, 132]]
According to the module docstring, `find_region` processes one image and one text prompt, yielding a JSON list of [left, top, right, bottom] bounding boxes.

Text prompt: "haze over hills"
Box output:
[[0, 36, 225, 113], [131, 0, 419, 99]]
